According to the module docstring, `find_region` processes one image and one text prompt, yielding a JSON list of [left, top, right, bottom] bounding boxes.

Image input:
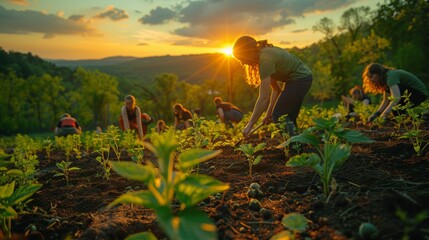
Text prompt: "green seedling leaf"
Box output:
[[175, 174, 229, 207], [277, 133, 320, 148], [335, 129, 374, 143], [108, 190, 160, 209], [0, 181, 15, 198], [8, 183, 42, 206], [313, 117, 337, 129], [254, 143, 267, 152], [125, 231, 157, 240], [108, 161, 155, 182], [286, 153, 320, 168], [328, 144, 351, 171], [5, 169, 24, 176], [281, 212, 308, 232], [270, 230, 294, 240], [253, 155, 263, 165], [178, 149, 222, 171], [158, 207, 217, 240]]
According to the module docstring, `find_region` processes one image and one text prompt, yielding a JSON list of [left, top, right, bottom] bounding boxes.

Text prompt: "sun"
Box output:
[[221, 46, 233, 57]]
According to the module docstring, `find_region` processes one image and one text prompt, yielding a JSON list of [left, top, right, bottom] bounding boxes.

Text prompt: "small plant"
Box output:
[[278, 117, 373, 198], [53, 161, 80, 186], [94, 133, 111, 180], [235, 143, 266, 177], [10, 135, 39, 186], [105, 125, 122, 161], [0, 181, 42, 238], [392, 93, 429, 156], [396, 207, 429, 240], [271, 115, 293, 157], [271, 212, 308, 240], [108, 130, 229, 240], [43, 139, 54, 162]]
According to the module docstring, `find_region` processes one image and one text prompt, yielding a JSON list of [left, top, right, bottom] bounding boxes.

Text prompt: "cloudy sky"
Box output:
[[0, 0, 380, 60]]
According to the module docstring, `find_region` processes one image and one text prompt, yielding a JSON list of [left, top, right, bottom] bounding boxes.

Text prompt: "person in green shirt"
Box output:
[[232, 36, 312, 137], [363, 63, 428, 122]]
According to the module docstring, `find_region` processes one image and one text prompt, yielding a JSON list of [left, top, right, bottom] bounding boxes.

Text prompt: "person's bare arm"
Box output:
[[135, 107, 144, 139], [217, 108, 225, 123], [121, 106, 130, 130], [375, 92, 389, 114], [243, 76, 271, 136], [263, 79, 282, 124], [174, 116, 179, 129], [381, 85, 401, 118]]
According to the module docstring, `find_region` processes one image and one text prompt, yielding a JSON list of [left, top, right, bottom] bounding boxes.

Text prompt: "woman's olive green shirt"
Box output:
[[259, 46, 312, 83]]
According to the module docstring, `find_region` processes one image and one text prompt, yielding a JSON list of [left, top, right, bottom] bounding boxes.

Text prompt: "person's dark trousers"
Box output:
[[224, 109, 244, 128], [272, 75, 313, 135], [393, 85, 428, 116]]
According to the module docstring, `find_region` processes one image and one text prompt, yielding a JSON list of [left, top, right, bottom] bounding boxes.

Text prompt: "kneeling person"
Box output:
[[213, 96, 244, 128], [55, 113, 82, 137]]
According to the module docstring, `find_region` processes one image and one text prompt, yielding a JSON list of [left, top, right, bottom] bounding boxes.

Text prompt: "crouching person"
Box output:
[[55, 113, 82, 137]]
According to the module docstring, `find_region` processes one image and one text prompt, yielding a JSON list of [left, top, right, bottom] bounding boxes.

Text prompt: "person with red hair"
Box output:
[[362, 63, 428, 122]]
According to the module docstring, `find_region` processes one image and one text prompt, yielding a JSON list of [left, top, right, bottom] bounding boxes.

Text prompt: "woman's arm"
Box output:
[[375, 91, 389, 114], [381, 85, 401, 118], [243, 76, 271, 136], [263, 79, 282, 124], [135, 107, 144, 139], [121, 106, 131, 130], [217, 108, 225, 123], [174, 115, 179, 129]]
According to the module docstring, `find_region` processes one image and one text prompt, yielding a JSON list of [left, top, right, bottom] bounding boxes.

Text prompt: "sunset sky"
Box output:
[[0, 0, 381, 60]]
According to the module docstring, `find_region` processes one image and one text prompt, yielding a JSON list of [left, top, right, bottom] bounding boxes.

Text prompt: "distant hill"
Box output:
[[49, 56, 138, 68], [48, 53, 242, 85]]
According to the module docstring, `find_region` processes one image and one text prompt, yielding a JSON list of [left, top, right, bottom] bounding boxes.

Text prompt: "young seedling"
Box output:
[[105, 125, 122, 161], [235, 142, 266, 177], [108, 130, 229, 240], [271, 212, 308, 240], [54, 160, 80, 186], [43, 139, 54, 162], [392, 92, 429, 156], [278, 117, 374, 199], [0, 181, 42, 238]]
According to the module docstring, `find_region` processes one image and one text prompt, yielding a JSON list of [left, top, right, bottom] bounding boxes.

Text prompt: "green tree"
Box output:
[[152, 73, 182, 122], [373, 0, 429, 73], [339, 6, 372, 42], [0, 71, 26, 134], [309, 61, 336, 105], [25, 74, 63, 130], [74, 67, 119, 129]]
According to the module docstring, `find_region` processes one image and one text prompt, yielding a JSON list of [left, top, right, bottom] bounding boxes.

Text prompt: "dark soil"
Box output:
[[9, 123, 429, 240]]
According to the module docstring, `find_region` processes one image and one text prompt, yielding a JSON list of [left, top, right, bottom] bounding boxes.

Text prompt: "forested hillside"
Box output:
[[0, 0, 428, 135], [51, 53, 240, 85]]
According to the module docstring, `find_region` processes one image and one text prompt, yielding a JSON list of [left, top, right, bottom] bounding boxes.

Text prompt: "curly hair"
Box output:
[[233, 36, 273, 87], [213, 96, 222, 105], [349, 85, 364, 100], [362, 63, 392, 94]]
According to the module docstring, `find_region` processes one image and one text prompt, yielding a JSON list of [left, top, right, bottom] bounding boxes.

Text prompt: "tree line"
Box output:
[[0, 0, 427, 135]]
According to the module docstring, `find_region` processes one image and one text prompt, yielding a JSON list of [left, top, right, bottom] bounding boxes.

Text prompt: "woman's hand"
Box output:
[[262, 115, 272, 125], [242, 125, 253, 137]]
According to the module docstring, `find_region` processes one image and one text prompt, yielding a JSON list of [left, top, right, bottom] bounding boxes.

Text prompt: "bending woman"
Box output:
[[232, 36, 312, 137], [363, 63, 428, 122]]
